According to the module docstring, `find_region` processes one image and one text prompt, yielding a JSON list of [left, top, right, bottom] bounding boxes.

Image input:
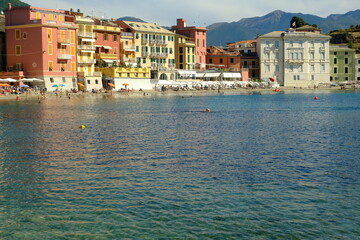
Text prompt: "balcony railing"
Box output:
[[124, 46, 136, 51], [79, 45, 96, 51], [142, 51, 148, 57], [121, 32, 133, 38], [141, 39, 148, 45], [95, 53, 118, 59], [78, 32, 96, 38], [58, 38, 71, 44], [78, 59, 96, 64], [58, 54, 72, 60]]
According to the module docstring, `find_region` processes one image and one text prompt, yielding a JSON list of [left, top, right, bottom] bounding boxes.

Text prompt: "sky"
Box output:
[[25, 0, 360, 27]]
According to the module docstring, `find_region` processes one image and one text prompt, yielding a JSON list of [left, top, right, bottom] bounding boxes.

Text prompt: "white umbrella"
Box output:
[[20, 78, 44, 82], [0, 78, 17, 82]]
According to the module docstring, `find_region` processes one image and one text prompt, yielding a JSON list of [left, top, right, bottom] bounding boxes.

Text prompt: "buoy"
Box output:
[[205, 108, 211, 112], [79, 125, 86, 129], [314, 96, 318, 100]]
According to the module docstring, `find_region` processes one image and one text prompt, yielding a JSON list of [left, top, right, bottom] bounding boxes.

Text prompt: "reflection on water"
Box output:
[[0, 92, 360, 239]]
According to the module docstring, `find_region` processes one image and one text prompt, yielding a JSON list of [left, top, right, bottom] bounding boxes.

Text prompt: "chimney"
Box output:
[[177, 18, 186, 28], [7, 3, 12, 10]]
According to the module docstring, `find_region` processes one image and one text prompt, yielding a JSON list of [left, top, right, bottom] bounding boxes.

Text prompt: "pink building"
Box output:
[[172, 19, 207, 70], [5, 3, 77, 90]]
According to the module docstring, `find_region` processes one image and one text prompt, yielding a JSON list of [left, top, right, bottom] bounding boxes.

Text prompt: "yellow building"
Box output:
[[96, 66, 151, 90], [67, 11, 103, 90], [175, 34, 196, 70], [115, 21, 176, 71]]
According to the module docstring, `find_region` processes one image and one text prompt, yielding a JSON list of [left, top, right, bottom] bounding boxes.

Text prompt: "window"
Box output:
[[275, 53, 279, 59], [71, 46, 75, 56], [48, 44, 53, 55], [143, 58, 146, 64], [209, 59, 213, 64], [197, 39, 199, 47], [59, 15, 64, 21], [48, 14, 53, 20], [62, 77, 66, 83], [275, 41, 279, 48], [312, 75, 315, 80], [48, 61, 53, 71], [290, 65, 293, 72], [297, 75, 300, 80], [61, 63, 65, 71], [203, 39, 205, 47], [22, 32, 27, 40], [15, 45, 21, 56], [311, 41, 314, 47], [289, 41, 293, 47], [71, 62, 76, 71], [345, 58, 348, 64], [136, 46, 139, 52], [275, 65, 279, 72], [179, 47, 183, 54], [345, 67, 348, 73], [334, 58, 337, 64], [299, 65, 303, 72], [299, 40, 303, 47], [113, 34, 117, 41], [47, 29, 52, 42], [358, 68, 360, 73], [219, 58, 223, 64], [70, 31, 75, 44], [15, 30, 21, 40], [230, 58, 234, 63], [87, 80, 91, 84], [345, 52, 348, 55], [310, 64, 314, 72], [321, 64, 325, 72], [36, 12, 41, 19], [104, 33, 108, 41], [136, 33, 139, 39], [50, 77, 54, 83], [265, 65, 270, 73], [334, 52, 337, 55], [293, 75, 297, 80], [95, 80, 99, 84]]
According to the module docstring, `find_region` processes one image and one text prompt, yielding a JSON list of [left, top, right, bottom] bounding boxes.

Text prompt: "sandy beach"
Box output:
[[0, 85, 358, 102]]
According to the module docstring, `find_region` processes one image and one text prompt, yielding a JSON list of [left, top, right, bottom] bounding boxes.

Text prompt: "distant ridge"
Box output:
[[0, 0, 28, 12], [117, 16, 146, 23], [207, 9, 360, 46]]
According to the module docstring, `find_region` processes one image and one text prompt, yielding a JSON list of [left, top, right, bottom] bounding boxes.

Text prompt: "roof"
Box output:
[[227, 40, 255, 47], [258, 30, 330, 39], [121, 21, 175, 35]]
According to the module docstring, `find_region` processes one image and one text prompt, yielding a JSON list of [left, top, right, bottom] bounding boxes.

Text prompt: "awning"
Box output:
[[177, 70, 196, 78], [81, 50, 95, 53], [222, 72, 241, 78], [102, 59, 119, 63], [81, 38, 95, 42], [204, 72, 221, 78], [102, 46, 112, 49]]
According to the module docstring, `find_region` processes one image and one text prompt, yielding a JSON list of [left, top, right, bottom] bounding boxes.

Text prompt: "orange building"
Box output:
[[5, 3, 78, 90], [172, 19, 207, 70]]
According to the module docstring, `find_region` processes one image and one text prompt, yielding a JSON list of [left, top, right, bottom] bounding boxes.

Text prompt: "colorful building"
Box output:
[[329, 44, 356, 82], [66, 10, 103, 91], [93, 18, 121, 68], [257, 29, 331, 87], [115, 20, 176, 71], [5, 3, 78, 90], [171, 19, 207, 70], [174, 34, 196, 70]]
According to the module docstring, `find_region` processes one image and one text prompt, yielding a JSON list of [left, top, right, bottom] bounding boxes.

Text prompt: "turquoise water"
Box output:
[[0, 91, 359, 239]]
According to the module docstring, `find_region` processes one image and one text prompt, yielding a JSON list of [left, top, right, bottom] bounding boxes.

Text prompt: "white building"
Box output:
[[257, 29, 331, 87], [355, 54, 360, 82]]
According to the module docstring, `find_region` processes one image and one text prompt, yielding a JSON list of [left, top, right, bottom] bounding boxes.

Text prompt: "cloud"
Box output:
[[25, 0, 360, 26]]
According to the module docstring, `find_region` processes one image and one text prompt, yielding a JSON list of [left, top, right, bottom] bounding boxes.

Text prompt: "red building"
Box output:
[[172, 19, 207, 70], [5, 3, 78, 90]]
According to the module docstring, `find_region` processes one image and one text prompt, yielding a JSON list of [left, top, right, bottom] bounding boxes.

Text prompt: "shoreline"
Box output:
[[0, 86, 358, 102]]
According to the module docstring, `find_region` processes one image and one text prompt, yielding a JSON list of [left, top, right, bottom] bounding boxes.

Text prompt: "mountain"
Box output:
[[207, 9, 360, 46], [0, 0, 28, 12], [117, 16, 146, 23]]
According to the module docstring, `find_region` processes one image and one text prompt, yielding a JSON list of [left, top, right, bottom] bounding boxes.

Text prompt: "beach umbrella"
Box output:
[[60, 84, 66, 87], [52, 84, 59, 87], [0, 78, 17, 82], [77, 82, 84, 87], [122, 83, 129, 86], [20, 84, 30, 88], [108, 82, 115, 87], [0, 83, 10, 87]]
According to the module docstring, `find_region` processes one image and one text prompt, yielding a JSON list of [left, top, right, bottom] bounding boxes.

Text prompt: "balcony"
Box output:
[[123, 46, 136, 51], [78, 59, 96, 64], [58, 54, 72, 60], [79, 45, 96, 51], [58, 38, 71, 45], [157, 40, 166, 45], [121, 32, 133, 38], [142, 51, 148, 57], [149, 39, 156, 45], [95, 53, 118, 59], [287, 59, 304, 63], [78, 32, 96, 38], [78, 71, 102, 78], [141, 39, 148, 45]]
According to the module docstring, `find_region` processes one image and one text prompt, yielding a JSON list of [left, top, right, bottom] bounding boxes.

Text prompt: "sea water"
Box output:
[[0, 91, 359, 239]]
